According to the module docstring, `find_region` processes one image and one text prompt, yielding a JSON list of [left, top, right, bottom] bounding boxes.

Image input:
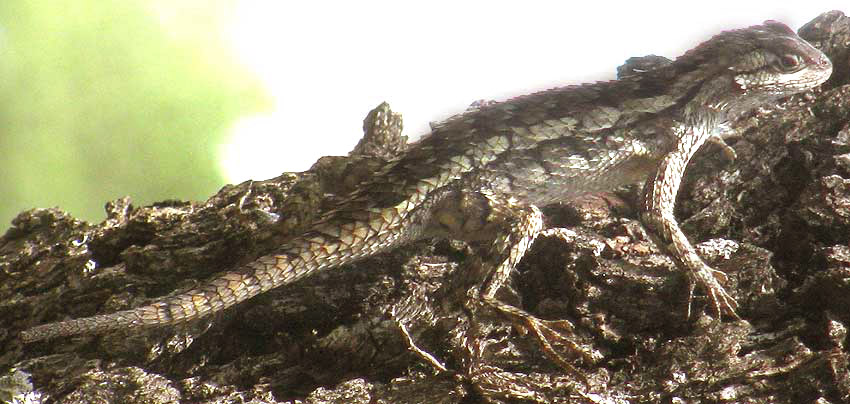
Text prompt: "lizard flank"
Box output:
[[21, 22, 832, 371]]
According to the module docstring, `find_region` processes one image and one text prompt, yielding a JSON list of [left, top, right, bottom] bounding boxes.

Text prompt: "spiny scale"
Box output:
[[22, 21, 831, 346]]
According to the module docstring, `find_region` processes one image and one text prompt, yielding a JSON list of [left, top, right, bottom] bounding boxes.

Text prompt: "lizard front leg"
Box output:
[[641, 126, 739, 319]]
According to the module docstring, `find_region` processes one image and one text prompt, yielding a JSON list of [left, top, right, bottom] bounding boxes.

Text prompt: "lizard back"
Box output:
[[20, 20, 832, 342]]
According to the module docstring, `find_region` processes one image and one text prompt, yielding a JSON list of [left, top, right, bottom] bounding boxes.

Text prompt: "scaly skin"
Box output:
[[22, 21, 832, 346]]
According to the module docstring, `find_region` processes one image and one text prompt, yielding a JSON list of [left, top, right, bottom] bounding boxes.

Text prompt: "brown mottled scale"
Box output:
[[21, 21, 832, 343]]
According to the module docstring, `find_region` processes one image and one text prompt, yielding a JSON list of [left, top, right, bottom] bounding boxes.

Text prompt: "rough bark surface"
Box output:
[[2, 11, 850, 404]]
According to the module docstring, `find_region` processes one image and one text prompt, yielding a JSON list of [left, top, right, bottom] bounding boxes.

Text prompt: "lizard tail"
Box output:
[[21, 215, 411, 342], [21, 255, 295, 342]]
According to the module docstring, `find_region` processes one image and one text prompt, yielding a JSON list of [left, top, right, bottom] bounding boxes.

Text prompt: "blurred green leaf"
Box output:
[[0, 0, 270, 229]]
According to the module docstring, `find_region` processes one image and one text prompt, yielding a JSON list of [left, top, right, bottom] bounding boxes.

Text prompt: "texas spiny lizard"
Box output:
[[22, 22, 833, 367]]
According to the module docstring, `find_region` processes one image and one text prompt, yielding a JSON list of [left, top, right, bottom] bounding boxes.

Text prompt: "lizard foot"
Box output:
[[482, 296, 598, 381], [689, 263, 740, 320]]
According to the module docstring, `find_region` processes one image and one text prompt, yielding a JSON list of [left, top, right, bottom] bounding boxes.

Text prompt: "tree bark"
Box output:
[[2, 10, 850, 404]]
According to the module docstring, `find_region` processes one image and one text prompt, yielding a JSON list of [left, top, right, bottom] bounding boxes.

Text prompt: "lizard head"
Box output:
[[674, 20, 832, 125], [723, 21, 833, 95]]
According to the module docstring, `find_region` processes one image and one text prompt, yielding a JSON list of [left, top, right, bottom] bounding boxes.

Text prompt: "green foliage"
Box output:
[[0, 1, 269, 229]]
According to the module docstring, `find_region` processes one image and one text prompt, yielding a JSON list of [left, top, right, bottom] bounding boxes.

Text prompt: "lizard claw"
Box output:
[[689, 263, 740, 320], [482, 297, 598, 382]]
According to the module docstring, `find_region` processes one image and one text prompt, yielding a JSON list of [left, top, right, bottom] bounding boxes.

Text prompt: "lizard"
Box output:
[[21, 21, 832, 371]]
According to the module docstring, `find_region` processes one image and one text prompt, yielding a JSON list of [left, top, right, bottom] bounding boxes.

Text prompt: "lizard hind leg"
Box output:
[[429, 188, 596, 378]]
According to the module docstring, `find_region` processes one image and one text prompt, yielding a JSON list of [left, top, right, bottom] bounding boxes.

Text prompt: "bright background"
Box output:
[[0, 1, 843, 229]]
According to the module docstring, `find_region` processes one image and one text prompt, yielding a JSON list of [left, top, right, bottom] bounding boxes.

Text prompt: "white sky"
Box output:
[[218, 1, 843, 183]]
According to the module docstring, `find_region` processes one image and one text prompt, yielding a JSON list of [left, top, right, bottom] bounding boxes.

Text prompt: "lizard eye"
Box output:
[[777, 53, 804, 72]]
